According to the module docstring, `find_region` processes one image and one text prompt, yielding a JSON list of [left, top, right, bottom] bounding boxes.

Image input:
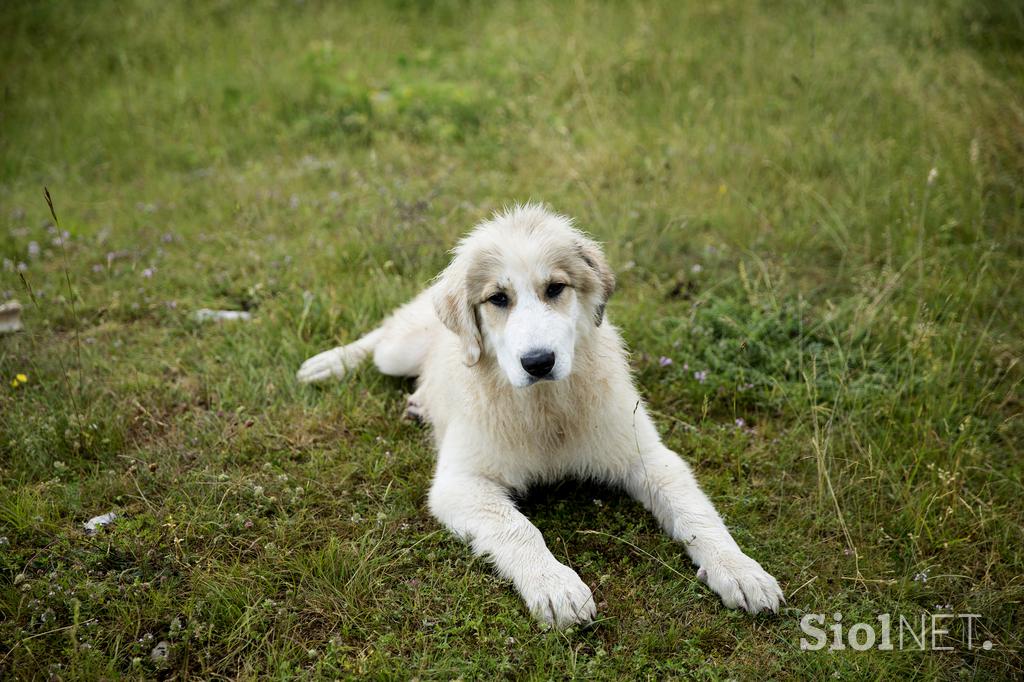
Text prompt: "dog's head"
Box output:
[[433, 204, 615, 388]]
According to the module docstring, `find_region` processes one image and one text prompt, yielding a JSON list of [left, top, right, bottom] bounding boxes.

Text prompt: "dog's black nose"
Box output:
[[521, 350, 556, 378]]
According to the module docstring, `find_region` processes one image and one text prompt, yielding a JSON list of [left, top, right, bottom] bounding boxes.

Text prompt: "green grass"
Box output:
[[1, 0, 1023, 678]]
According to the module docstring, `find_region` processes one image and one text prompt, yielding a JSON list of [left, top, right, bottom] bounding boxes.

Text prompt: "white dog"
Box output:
[[298, 204, 783, 628]]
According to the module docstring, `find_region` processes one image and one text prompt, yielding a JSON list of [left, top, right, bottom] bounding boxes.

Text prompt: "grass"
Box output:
[[1, 0, 1022, 678]]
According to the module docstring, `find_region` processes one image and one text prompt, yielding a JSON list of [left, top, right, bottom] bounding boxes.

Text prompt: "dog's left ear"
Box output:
[[576, 238, 616, 326], [432, 258, 483, 366]]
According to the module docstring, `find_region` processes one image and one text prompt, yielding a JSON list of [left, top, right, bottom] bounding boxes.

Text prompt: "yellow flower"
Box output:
[[9, 379, 17, 388], [16, 373, 27, 383]]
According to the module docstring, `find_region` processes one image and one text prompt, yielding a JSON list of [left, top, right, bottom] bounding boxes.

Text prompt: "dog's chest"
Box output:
[[481, 380, 603, 456]]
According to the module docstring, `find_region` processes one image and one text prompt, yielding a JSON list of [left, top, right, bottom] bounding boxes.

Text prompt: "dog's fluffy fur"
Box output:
[[298, 205, 783, 628]]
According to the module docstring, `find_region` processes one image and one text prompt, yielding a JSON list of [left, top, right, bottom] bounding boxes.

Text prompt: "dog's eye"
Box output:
[[545, 282, 566, 299], [487, 292, 509, 308]]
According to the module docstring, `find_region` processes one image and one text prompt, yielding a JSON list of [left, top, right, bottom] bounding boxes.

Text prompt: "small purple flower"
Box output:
[[658, 356, 673, 367], [694, 370, 708, 383], [28, 241, 40, 258], [142, 267, 155, 279], [735, 418, 745, 428], [92, 264, 104, 273]]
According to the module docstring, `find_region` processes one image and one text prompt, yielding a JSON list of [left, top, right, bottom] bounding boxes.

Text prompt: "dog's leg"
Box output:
[[299, 290, 439, 384], [619, 426, 783, 614], [296, 328, 384, 384], [428, 464, 596, 629], [372, 288, 439, 378]]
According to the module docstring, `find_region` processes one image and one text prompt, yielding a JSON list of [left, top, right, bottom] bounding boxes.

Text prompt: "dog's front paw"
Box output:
[[697, 551, 784, 614], [296, 348, 346, 384], [404, 394, 427, 422], [519, 563, 596, 629]]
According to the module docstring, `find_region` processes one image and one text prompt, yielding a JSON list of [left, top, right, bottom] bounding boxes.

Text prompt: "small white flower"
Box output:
[[927, 168, 938, 186]]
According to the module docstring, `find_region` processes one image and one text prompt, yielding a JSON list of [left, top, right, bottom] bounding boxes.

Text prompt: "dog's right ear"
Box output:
[[433, 258, 482, 366]]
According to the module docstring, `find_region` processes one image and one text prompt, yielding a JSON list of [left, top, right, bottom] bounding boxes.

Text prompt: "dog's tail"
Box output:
[[296, 328, 384, 384]]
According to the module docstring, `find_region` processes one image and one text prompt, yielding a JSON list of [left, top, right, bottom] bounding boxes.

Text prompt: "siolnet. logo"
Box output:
[[799, 612, 993, 652]]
